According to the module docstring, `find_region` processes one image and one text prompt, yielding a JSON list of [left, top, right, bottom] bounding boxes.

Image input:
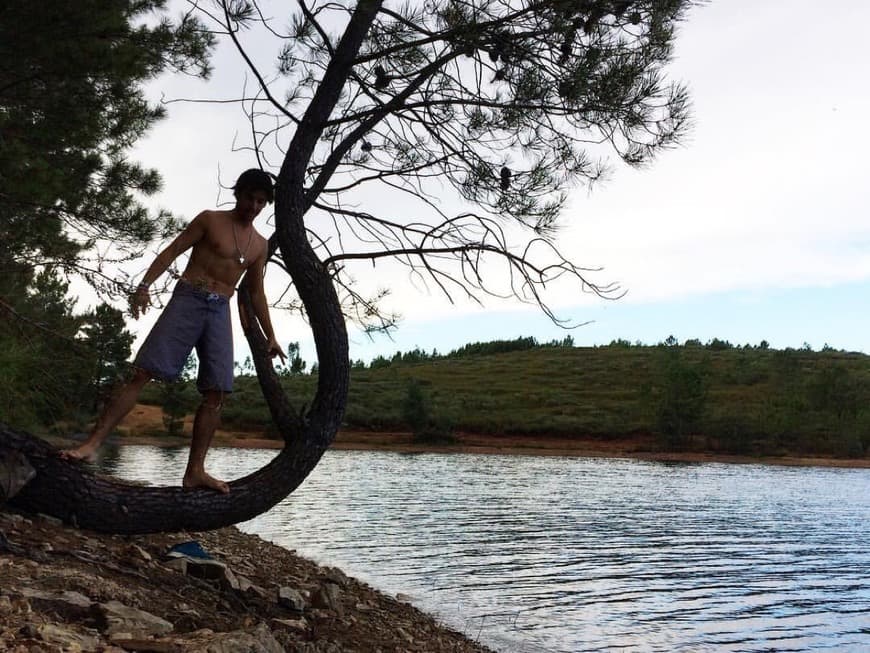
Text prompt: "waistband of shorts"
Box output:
[[176, 279, 230, 303]]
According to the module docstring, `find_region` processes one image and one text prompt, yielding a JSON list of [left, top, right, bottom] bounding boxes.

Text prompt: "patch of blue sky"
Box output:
[[344, 281, 870, 364]]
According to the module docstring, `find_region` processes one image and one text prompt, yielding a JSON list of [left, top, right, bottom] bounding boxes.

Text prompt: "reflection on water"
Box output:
[[104, 447, 870, 652]]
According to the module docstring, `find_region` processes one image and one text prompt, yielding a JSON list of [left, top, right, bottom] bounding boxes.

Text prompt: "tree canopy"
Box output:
[[0, 0, 212, 296]]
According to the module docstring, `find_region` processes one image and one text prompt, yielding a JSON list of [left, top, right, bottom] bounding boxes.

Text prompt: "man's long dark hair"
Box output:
[[233, 169, 274, 204]]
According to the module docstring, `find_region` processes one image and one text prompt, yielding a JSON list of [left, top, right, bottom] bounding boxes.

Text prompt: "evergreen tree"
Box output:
[[0, 268, 91, 427], [288, 342, 307, 374], [401, 379, 456, 444], [653, 345, 708, 450], [79, 304, 135, 410], [0, 1, 213, 296]]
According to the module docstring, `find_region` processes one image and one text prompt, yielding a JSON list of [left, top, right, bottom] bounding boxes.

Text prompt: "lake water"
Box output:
[[102, 447, 870, 652]]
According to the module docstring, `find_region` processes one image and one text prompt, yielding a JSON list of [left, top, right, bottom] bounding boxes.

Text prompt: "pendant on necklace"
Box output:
[[232, 221, 252, 267]]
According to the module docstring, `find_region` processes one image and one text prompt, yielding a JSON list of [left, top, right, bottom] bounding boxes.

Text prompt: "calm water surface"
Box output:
[[103, 447, 870, 652]]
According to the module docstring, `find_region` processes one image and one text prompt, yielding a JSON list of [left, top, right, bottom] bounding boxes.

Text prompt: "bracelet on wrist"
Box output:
[[136, 283, 150, 292]]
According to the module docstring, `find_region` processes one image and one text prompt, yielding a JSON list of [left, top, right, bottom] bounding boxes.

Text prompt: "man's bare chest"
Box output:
[[202, 224, 258, 265]]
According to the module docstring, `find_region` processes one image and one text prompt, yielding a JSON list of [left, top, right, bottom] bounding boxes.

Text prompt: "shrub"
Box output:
[[401, 379, 456, 444]]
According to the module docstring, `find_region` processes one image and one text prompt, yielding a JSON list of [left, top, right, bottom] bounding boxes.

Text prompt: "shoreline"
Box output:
[[45, 401, 870, 472], [101, 403, 869, 469], [52, 428, 870, 471]]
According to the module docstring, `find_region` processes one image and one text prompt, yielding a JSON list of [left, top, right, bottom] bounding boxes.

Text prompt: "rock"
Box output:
[[124, 544, 152, 564], [0, 531, 25, 556], [96, 600, 173, 638], [19, 622, 40, 638], [226, 571, 269, 600], [15, 589, 93, 621], [1, 511, 26, 526], [320, 567, 350, 588], [293, 642, 343, 653], [276, 587, 306, 612], [270, 617, 308, 635], [311, 583, 343, 616], [308, 608, 332, 621], [163, 555, 228, 581], [233, 573, 250, 591], [396, 626, 414, 644], [109, 635, 182, 652], [36, 513, 63, 528], [174, 602, 201, 619], [238, 579, 270, 601], [222, 566, 240, 591], [0, 448, 36, 502], [396, 592, 413, 603], [164, 557, 188, 574], [37, 623, 99, 652], [194, 622, 283, 653]]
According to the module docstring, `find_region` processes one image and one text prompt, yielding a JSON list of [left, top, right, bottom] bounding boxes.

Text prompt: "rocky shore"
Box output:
[[0, 509, 495, 652]]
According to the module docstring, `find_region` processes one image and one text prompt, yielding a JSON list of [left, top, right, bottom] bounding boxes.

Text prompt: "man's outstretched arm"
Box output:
[[131, 212, 207, 318]]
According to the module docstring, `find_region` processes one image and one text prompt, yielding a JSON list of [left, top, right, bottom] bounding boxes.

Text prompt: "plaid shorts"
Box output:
[[134, 280, 234, 393]]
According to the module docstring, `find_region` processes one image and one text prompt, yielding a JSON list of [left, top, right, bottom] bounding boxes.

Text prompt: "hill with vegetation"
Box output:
[[139, 336, 870, 460]]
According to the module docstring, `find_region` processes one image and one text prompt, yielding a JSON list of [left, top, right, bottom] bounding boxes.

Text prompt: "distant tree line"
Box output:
[[642, 337, 870, 457], [359, 334, 576, 370], [354, 334, 851, 372], [282, 335, 870, 459], [134, 332, 870, 459]]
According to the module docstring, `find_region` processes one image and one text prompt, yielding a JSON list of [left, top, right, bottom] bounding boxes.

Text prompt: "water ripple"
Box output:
[[104, 448, 870, 652]]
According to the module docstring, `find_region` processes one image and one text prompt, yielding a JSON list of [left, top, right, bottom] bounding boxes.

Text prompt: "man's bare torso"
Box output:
[[181, 210, 266, 297]]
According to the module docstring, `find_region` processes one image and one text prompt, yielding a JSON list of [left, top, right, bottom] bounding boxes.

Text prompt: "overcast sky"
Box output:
[[115, 0, 870, 366]]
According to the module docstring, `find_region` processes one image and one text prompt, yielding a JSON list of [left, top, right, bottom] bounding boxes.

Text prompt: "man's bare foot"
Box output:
[[58, 442, 100, 463], [182, 471, 230, 494]]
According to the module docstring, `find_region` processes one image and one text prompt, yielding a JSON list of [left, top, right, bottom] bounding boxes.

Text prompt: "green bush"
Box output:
[[401, 380, 456, 444], [650, 347, 708, 450]]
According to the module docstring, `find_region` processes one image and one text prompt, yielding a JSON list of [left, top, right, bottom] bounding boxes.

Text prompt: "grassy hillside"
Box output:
[[140, 339, 870, 459]]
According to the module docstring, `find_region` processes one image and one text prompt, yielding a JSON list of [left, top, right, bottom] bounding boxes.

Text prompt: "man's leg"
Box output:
[[61, 368, 152, 461], [182, 389, 229, 493]]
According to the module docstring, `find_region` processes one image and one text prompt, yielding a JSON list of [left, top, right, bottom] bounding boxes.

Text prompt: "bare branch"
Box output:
[[219, 1, 301, 125]]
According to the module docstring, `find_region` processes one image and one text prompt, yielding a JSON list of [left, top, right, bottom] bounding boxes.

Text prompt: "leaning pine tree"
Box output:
[[3, 0, 697, 533]]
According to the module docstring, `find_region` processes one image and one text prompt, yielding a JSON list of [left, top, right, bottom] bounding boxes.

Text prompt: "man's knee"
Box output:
[[200, 390, 226, 413], [129, 367, 153, 385]]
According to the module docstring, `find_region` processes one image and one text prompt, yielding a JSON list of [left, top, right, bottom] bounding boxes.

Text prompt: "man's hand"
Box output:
[[130, 285, 151, 319], [266, 336, 286, 365]]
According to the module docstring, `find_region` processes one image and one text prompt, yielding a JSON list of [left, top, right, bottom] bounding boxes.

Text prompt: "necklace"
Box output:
[[232, 221, 254, 265]]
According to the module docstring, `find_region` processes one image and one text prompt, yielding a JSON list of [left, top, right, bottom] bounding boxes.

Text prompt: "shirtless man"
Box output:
[[61, 169, 286, 493]]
